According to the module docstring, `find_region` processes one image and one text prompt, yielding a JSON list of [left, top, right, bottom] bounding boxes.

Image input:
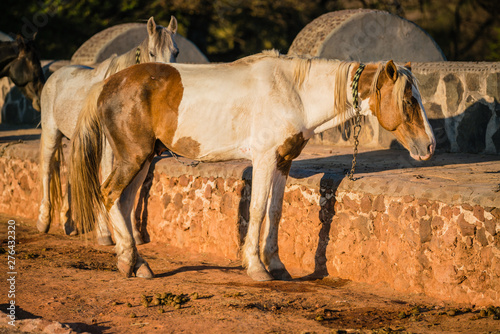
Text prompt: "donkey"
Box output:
[[0, 34, 45, 111], [37, 16, 178, 246], [69, 50, 435, 280]]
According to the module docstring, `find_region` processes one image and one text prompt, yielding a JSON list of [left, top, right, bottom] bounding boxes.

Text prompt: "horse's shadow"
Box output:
[[156, 265, 244, 278], [0, 304, 110, 333]]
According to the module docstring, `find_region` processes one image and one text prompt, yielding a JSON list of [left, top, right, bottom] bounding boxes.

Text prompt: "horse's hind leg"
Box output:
[[242, 154, 275, 281], [60, 181, 77, 236], [102, 156, 154, 278], [120, 159, 152, 246], [118, 157, 153, 276], [37, 127, 62, 233], [95, 141, 115, 246], [261, 169, 292, 281]]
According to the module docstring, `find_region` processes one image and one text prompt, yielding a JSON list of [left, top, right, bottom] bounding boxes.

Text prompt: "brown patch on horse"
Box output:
[[102, 63, 185, 158], [276, 133, 308, 175], [172, 136, 201, 158]]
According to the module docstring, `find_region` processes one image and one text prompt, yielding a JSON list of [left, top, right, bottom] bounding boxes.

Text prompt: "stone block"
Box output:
[[476, 228, 488, 247], [417, 71, 440, 100], [486, 72, 499, 100], [465, 73, 481, 92], [444, 73, 464, 116], [457, 213, 475, 236], [420, 218, 432, 243], [373, 195, 385, 212]]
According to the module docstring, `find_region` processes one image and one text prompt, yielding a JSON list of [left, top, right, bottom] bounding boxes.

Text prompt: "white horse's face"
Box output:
[[146, 16, 179, 63]]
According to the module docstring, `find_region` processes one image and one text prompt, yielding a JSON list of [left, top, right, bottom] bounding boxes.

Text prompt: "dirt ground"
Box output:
[[1, 216, 500, 334]]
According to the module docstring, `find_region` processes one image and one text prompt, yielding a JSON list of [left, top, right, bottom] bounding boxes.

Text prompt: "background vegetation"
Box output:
[[1, 0, 499, 62]]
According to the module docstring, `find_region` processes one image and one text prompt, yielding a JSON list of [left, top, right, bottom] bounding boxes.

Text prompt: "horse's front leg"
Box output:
[[261, 168, 292, 280], [37, 128, 62, 233], [242, 155, 275, 281]]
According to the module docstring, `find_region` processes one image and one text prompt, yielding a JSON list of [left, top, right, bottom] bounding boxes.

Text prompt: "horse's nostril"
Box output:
[[428, 143, 435, 155]]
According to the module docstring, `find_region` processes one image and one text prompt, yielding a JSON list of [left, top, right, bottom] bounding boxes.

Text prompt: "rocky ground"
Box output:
[[1, 216, 500, 334]]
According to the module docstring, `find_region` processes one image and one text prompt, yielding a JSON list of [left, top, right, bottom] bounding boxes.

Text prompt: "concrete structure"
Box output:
[[288, 9, 445, 62], [71, 22, 209, 65]]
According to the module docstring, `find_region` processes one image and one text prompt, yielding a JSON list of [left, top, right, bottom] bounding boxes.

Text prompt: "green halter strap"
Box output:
[[135, 48, 141, 64], [351, 63, 365, 109]]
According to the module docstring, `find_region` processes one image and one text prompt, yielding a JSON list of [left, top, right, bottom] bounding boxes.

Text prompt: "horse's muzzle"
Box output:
[[410, 141, 435, 161], [32, 97, 41, 112]]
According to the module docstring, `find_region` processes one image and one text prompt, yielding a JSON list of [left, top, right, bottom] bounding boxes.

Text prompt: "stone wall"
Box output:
[[1, 141, 498, 306], [311, 62, 500, 155]]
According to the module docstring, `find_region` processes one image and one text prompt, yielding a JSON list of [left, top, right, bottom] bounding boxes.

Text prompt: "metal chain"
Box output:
[[0, 139, 24, 157], [347, 106, 362, 181], [347, 63, 365, 181]]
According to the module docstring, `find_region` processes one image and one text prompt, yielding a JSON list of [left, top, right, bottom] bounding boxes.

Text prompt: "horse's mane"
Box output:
[[250, 50, 352, 120], [393, 66, 418, 113], [239, 50, 419, 121]]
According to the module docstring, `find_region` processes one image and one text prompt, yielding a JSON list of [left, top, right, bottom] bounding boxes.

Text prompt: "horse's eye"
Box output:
[[149, 51, 155, 57]]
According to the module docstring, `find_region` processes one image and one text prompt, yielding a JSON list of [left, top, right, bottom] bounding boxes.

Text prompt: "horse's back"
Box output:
[[42, 60, 113, 138]]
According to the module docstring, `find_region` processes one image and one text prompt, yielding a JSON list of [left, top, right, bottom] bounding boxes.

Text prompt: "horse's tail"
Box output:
[[69, 81, 107, 236]]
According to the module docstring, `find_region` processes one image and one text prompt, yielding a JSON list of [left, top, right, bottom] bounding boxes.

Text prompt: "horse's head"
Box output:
[[141, 16, 179, 64], [9, 34, 45, 111], [359, 60, 435, 161]]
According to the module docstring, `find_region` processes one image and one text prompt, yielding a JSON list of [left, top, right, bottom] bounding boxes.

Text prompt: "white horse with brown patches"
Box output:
[[37, 17, 178, 245], [69, 50, 435, 280]]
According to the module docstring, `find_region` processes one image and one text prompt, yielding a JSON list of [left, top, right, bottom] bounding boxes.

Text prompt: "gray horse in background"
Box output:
[[37, 16, 179, 246]]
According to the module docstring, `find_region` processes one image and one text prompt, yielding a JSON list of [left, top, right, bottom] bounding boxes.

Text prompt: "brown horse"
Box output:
[[70, 51, 435, 280], [0, 34, 45, 111]]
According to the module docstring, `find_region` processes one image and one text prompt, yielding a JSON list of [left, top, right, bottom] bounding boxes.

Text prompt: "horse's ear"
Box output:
[[404, 61, 411, 70], [385, 60, 398, 82], [16, 34, 25, 47], [147, 17, 156, 36], [167, 16, 178, 34]]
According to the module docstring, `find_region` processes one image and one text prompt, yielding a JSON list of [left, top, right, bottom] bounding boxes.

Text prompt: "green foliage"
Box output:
[[0, 0, 498, 62]]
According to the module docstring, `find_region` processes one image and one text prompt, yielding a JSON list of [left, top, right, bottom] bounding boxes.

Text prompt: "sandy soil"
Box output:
[[1, 216, 500, 334]]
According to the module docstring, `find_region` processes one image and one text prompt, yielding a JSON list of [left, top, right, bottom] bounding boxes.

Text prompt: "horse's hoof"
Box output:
[[63, 221, 78, 236], [135, 263, 154, 279], [247, 268, 274, 282], [97, 236, 114, 246], [117, 259, 134, 278], [270, 268, 293, 281], [36, 219, 50, 233]]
